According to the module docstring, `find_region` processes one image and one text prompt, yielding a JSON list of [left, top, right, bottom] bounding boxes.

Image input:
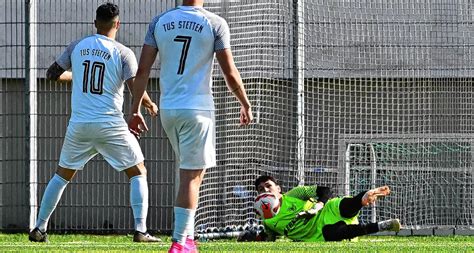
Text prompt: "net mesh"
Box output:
[[197, 0, 474, 233], [345, 139, 473, 229], [2, 0, 472, 234]]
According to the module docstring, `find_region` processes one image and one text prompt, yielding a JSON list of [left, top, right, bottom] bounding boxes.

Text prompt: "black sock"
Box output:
[[322, 221, 379, 241]]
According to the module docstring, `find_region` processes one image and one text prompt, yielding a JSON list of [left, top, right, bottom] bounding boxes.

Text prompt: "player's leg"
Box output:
[[161, 109, 216, 253], [123, 163, 160, 242], [322, 219, 400, 241], [322, 221, 378, 241], [97, 121, 159, 242], [30, 122, 93, 242], [29, 167, 77, 242], [124, 164, 148, 235], [172, 168, 205, 252], [339, 186, 391, 218]]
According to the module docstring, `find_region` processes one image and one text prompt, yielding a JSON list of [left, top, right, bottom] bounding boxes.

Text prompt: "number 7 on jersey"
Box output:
[[173, 36, 192, 75]]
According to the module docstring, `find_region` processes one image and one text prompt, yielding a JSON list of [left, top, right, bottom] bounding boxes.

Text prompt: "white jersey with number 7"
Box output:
[[144, 5, 231, 110]]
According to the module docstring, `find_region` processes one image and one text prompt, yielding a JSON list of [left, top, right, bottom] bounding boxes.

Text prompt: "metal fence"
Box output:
[[1, 0, 177, 233], [2, 0, 474, 235]]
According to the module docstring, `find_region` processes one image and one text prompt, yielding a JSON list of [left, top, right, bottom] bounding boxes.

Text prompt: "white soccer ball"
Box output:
[[254, 192, 280, 219]]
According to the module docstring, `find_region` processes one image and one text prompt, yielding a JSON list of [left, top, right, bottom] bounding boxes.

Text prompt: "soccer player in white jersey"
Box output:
[[28, 3, 160, 243], [128, 0, 253, 252]]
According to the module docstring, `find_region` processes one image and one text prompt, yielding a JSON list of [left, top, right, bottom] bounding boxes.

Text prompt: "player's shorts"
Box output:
[[160, 109, 216, 170], [309, 197, 359, 242], [59, 121, 144, 171], [318, 197, 359, 226]]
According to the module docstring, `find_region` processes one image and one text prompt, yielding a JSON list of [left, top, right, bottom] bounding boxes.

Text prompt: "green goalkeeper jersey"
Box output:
[[263, 186, 358, 242]]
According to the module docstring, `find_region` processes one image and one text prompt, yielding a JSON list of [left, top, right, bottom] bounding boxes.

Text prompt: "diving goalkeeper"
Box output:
[[239, 175, 400, 242]]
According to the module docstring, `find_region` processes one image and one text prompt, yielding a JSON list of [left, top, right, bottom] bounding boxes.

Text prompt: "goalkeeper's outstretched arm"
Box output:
[[316, 186, 332, 204], [285, 185, 333, 204]]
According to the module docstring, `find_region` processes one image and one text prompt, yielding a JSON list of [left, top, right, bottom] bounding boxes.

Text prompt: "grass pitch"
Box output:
[[1, 233, 473, 252]]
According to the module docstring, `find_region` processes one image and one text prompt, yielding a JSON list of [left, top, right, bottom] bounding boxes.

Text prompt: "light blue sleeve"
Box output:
[[55, 40, 80, 70], [119, 46, 138, 81], [212, 16, 231, 51], [143, 15, 160, 48]]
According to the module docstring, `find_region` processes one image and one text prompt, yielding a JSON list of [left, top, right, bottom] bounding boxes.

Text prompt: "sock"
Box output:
[[35, 174, 69, 232], [130, 175, 148, 233], [322, 221, 378, 241], [173, 207, 196, 245], [368, 222, 380, 233], [185, 211, 196, 240]]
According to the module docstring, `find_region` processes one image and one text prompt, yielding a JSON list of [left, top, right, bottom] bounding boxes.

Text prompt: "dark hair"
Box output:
[[96, 2, 119, 22], [254, 175, 278, 190]]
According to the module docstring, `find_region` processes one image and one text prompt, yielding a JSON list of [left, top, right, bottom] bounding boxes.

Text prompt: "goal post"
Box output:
[[340, 134, 474, 230]]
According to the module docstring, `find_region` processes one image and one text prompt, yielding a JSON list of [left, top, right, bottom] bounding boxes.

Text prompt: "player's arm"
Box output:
[[130, 45, 157, 114], [133, 90, 158, 117], [127, 45, 158, 137], [288, 185, 332, 219], [286, 185, 332, 203], [315, 186, 332, 204], [215, 49, 253, 126], [46, 62, 72, 83]]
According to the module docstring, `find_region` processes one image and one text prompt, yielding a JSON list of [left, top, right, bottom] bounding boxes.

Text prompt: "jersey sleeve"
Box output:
[[121, 48, 138, 81], [285, 186, 319, 201], [144, 15, 160, 48], [212, 16, 231, 51], [55, 40, 79, 70]]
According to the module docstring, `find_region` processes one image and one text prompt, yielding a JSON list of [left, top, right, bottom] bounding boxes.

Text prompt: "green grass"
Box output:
[[1, 233, 473, 252]]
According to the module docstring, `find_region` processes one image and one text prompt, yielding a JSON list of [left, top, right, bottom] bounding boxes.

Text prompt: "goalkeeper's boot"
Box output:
[[362, 186, 391, 206], [133, 231, 161, 242], [184, 237, 198, 253], [378, 219, 401, 232], [168, 241, 184, 253], [29, 227, 48, 242]]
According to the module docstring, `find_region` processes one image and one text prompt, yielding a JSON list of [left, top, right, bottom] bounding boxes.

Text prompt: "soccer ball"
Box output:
[[254, 192, 280, 219]]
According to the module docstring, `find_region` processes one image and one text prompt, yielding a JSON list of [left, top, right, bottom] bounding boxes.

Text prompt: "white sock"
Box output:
[[130, 175, 148, 233], [173, 207, 196, 245], [185, 214, 196, 240], [35, 174, 69, 232]]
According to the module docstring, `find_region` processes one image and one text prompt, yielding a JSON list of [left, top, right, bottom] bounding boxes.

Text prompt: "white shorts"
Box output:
[[160, 109, 216, 170], [59, 121, 144, 171]]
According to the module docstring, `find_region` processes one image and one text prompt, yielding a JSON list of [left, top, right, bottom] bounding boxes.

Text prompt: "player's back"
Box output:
[[57, 34, 137, 123], [149, 6, 230, 110]]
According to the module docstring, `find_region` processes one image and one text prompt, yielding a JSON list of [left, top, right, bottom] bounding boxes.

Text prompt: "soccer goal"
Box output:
[[341, 134, 474, 231], [196, 0, 474, 238]]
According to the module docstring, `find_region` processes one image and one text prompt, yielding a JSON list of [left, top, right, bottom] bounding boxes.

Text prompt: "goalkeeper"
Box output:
[[239, 175, 400, 242]]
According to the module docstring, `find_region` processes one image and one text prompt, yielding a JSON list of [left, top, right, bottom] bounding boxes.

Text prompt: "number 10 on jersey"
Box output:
[[82, 60, 105, 94]]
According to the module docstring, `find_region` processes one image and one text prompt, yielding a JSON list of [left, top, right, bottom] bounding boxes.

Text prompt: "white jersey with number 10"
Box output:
[[56, 34, 138, 123]]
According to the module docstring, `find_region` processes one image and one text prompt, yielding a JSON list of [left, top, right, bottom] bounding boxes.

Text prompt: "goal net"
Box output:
[[342, 135, 473, 230], [196, 0, 474, 236]]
